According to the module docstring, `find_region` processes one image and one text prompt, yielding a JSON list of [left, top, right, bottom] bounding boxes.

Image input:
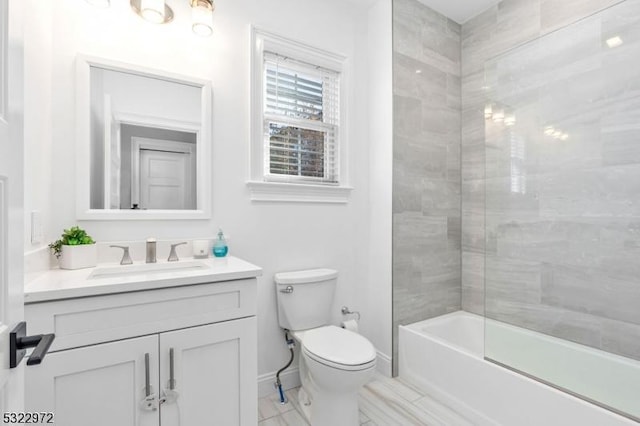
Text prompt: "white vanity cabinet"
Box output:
[[159, 319, 256, 426], [24, 277, 258, 426], [27, 335, 160, 426]]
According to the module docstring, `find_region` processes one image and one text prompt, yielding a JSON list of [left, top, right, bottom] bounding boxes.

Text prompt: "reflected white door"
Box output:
[[0, 0, 25, 411], [139, 149, 193, 210], [131, 137, 196, 210]]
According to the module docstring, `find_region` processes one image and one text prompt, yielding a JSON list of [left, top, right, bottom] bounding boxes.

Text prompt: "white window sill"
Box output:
[[246, 181, 353, 204]]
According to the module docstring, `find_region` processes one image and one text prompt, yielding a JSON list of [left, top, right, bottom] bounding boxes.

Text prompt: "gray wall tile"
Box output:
[[540, 0, 623, 33], [462, 0, 640, 362], [393, 0, 640, 374], [392, 0, 462, 374]]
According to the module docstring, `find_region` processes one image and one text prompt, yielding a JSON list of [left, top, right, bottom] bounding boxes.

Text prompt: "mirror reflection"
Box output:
[[89, 67, 202, 210]]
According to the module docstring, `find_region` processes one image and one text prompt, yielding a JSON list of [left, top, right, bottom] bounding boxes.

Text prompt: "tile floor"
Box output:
[[257, 374, 474, 425]]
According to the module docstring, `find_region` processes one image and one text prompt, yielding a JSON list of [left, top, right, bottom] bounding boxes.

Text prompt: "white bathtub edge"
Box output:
[[398, 312, 638, 426], [398, 326, 498, 426]]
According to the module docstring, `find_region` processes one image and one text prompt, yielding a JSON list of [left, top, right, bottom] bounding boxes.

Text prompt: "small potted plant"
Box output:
[[49, 226, 97, 270]]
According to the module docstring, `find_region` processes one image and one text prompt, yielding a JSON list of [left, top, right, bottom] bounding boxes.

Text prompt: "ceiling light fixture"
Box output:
[[191, 0, 215, 37], [130, 0, 174, 24], [128, 0, 215, 36]]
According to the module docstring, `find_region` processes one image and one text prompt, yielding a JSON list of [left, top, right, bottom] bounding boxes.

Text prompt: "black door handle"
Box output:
[[10, 322, 55, 368]]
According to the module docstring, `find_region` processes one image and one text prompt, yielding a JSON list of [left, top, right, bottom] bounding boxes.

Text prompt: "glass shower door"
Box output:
[[483, 0, 640, 420]]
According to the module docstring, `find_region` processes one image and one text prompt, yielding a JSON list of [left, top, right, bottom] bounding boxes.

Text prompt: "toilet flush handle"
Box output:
[[279, 285, 294, 294]]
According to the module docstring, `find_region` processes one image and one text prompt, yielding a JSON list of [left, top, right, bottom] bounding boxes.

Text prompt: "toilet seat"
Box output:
[[298, 325, 376, 371]]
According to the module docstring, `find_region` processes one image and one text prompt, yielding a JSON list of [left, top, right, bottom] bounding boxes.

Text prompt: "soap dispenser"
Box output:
[[212, 229, 228, 258]]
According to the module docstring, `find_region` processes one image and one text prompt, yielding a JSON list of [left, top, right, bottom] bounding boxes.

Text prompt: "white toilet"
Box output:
[[275, 269, 376, 426]]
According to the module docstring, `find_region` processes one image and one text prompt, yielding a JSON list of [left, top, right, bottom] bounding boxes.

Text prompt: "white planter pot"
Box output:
[[59, 244, 97, 270]]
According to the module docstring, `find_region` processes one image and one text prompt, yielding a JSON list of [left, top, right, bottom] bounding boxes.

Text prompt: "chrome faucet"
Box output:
[[110, 245, 133, 265], [146, 238, 157, 264], [168, 242, 187, 262]]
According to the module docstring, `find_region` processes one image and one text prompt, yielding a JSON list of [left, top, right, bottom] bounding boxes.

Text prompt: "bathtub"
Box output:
[[398, 311, 640, 425]]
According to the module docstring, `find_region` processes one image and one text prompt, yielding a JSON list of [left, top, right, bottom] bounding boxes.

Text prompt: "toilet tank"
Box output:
[[275, 269, 338, 331]]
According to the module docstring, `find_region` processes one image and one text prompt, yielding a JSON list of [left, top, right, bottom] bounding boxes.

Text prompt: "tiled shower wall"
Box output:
[[461, 0, 640, 361], [392, 0, 461, 372], [394, 0, 640, 371]]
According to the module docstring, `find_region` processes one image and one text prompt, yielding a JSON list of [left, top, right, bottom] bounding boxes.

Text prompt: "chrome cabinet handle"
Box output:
[[169, 348, 176, 390], [145, 353, 152, 397], [110, 245, 133, 265], [167, 242, 187, 262], [279, 285, 294, 294], [160, 348, 179, 406], [139, 353, 158, 411]]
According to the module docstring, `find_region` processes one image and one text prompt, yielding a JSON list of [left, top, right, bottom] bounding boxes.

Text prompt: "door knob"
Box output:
[[10, 322, 55, 368]]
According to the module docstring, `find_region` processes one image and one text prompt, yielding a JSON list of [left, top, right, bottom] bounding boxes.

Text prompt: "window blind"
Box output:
[[263, 52, 340, 184]]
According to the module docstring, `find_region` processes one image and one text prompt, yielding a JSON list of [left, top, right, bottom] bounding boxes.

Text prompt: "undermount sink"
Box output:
[[88, 261, 211, 280]]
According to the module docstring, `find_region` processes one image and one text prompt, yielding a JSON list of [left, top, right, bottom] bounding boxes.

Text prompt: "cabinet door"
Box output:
[[26, 335, 159, 426], [159, 317, 257, 426]]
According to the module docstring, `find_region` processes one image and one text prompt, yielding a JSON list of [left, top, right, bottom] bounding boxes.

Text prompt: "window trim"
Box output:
[[248, 27, 352, 203]]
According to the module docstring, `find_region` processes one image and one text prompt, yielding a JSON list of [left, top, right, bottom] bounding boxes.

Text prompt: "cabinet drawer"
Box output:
[[25, 278, 257, 351]]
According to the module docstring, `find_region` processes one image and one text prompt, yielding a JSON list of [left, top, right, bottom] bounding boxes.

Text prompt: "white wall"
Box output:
[[23, 0, 394, 384], [95, 68, 202, 122], [364, 0, 394, 375], [23, 0, 53, 251]]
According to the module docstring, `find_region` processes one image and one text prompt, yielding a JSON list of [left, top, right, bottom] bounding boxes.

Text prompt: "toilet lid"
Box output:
[[302, 326, 376, 368]]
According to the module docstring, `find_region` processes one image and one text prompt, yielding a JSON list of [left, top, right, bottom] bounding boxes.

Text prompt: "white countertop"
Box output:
[[25, 256, 262, 304]]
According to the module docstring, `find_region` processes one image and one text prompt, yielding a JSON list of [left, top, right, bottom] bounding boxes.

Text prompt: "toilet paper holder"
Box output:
[[341, 306, 360, 321]]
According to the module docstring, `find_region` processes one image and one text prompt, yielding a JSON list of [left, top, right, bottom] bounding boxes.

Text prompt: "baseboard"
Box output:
[[376, 351, 392, 377], [258, 367, 301, 398]]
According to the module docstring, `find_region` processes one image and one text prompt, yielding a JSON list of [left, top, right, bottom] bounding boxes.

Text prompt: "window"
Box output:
[[249, 29, 352, 203], [263, 53, 340, 184]]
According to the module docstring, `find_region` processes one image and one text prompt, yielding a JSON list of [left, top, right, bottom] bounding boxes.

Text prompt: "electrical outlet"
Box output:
[[31, 211, 43, 244]]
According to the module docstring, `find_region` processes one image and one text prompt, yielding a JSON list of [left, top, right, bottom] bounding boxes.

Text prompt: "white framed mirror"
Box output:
[[75, 55, 212, 220]]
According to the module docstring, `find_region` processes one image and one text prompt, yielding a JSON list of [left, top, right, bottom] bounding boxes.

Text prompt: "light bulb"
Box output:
[[141, 0, 165, 24], [192, 0, 214, 37]]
